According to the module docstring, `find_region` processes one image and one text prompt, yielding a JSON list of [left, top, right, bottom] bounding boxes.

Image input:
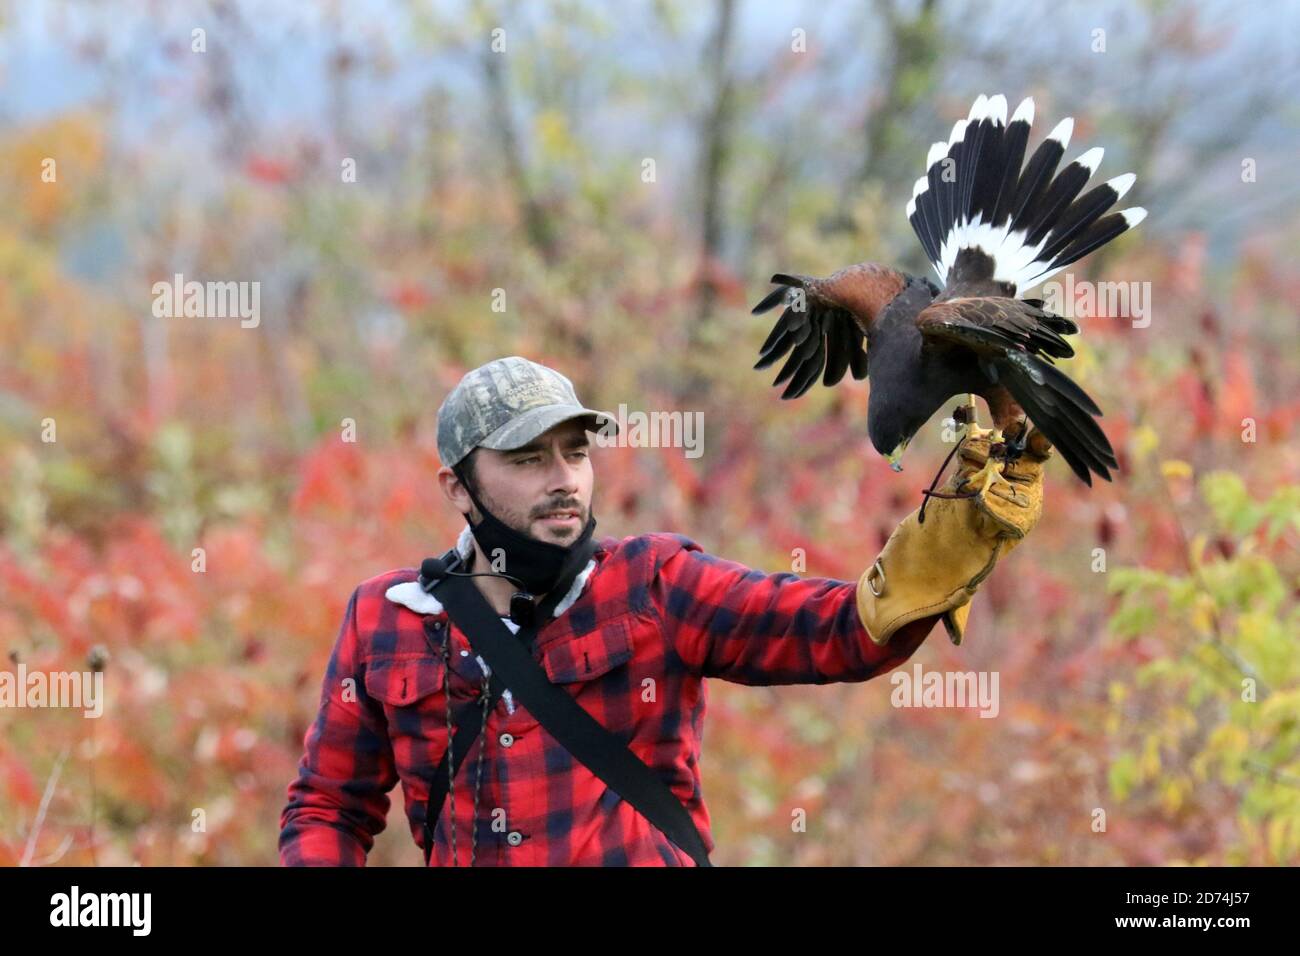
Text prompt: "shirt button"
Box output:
[[499, 733, 514, 748], [506, 831, 523, 847]]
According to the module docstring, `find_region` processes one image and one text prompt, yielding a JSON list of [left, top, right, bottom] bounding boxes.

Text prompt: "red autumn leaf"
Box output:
[[244, 155, 295, 184]]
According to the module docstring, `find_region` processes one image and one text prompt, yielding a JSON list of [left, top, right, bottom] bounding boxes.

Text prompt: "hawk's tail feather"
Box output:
[[995, 351, 1117, 485], [908, 94, 1146, 295]]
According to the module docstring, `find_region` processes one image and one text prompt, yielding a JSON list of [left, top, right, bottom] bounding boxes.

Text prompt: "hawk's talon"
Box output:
[[964, 455, 1013, 498]]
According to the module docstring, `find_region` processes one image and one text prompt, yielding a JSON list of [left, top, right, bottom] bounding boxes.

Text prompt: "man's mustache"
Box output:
[[531, 500, 585, 519]]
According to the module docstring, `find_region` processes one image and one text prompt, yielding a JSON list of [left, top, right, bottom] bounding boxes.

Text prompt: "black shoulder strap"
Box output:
[[420, 542, 583, 860], [422, 561, 712, 867]]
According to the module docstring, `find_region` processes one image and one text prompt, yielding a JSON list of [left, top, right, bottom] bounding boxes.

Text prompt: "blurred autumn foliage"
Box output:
[[0, 0, 1297, 866]]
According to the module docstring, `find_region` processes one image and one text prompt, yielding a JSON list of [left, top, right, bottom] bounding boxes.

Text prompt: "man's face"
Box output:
[[440, 419, 594, 546]]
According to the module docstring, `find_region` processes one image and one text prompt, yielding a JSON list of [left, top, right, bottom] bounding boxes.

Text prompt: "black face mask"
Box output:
[[461, 483, 597, 595]]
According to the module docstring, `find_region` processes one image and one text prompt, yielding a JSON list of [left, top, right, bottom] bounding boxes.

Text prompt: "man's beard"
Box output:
[[460, 483, 598, 594]]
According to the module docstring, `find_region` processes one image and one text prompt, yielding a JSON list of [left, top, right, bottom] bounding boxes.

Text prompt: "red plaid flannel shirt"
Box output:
[[279, 532, 938, 866]]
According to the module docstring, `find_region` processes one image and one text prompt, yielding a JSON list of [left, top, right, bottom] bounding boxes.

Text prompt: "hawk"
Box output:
[[753, 94, 1144, 487]]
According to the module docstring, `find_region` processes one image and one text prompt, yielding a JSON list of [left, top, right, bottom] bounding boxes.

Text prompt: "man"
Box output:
[[279, 355, 1050, 866]]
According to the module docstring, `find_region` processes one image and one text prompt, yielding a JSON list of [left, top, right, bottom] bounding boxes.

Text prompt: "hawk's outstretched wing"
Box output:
[[751, 264, 906, 399], [751, 273, 869, 400]]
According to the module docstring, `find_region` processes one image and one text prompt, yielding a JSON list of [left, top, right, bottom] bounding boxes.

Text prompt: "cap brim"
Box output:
[[479, 404, 618, 451]]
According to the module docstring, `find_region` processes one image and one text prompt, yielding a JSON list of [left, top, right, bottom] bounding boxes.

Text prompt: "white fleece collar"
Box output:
[[384, 524, 598, 619]]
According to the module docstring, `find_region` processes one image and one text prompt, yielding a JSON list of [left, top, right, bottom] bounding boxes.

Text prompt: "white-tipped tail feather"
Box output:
[[906, 95, 1145, 295]]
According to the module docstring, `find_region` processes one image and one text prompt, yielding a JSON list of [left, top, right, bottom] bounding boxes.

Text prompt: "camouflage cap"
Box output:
[[436, 356, 618, 468]]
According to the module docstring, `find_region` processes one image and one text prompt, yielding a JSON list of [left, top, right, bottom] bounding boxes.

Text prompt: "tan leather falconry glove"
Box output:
[[857, 421, 1053, 646]]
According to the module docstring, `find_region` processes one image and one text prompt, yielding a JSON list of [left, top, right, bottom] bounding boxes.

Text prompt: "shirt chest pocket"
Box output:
[[363, 655, 475, 792], [364, 655, 449, 707], [540, 616, 636, 684], [365, 618, 490, 707], [535, 614, 649, 747], [362, 653, 487, 751]]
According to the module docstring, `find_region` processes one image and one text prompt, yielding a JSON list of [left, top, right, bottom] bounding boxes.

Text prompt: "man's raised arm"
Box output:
[[650, 538, 937, 685], [650, 428, 1051, 685]]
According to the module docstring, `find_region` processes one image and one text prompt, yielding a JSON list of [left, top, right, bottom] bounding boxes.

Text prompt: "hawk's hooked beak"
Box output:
[[885, 438, 909, 472]]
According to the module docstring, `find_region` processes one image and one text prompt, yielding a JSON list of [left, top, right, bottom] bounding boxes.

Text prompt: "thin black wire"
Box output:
[[441, 628, 457, 865], [469, 675, 491, 865], [439, 624, 491, 867]]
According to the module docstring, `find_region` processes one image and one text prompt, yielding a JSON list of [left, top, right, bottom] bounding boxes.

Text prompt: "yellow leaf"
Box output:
[[1190, 594, 1216, 636], [1140, 735, 1162, 777], [1131, 424, 1160, 462], [1268, 817, 1288, 862], [1261, 690, 1300, 724], [1161, 459, 1194, 481], [535, 110, 577, 163], [1161, 779, 1183, 814]]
